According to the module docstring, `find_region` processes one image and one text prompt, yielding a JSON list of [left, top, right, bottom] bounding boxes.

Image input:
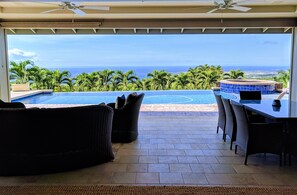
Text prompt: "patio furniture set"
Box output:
[[0, 93, 144, 176], [214, 90, 297, 166]]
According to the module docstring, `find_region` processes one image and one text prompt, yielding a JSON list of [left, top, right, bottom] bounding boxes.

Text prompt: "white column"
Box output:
[[0, 29, 10, 102]]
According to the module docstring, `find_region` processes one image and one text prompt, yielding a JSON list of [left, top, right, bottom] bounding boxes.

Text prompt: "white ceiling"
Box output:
[[0, 0, 296, 20]]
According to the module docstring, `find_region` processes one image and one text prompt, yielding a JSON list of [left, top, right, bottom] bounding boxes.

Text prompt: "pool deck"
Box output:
[[10, 90, 53, 100]]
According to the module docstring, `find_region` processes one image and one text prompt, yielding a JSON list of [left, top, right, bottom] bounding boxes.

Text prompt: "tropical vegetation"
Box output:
[[9, 60, 289, 92]]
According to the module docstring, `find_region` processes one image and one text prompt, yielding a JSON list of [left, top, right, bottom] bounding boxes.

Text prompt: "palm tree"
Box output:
[[223, 69, 245, 79], [114, 70, 139, 91], [74, 73, 93, 91], [50, 70, 72, 92], [187, 66, 203, 89], [147, 70, 169, 90], [171, 73, 190, 90], [10, 60, 34, 84], [139, 78, 151, 90], [97, 69, 115, 91], [274, 69, 290, 88], [28, 66, 51, 89], [195, 65, 223, 89]]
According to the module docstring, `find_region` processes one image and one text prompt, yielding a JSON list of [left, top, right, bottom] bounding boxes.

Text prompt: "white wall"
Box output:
[[0, 29, 10, 102], [290, 27, 297, 103]]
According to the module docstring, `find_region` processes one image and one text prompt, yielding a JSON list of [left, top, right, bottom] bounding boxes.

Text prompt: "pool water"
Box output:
[[13, 90, 236, 104]]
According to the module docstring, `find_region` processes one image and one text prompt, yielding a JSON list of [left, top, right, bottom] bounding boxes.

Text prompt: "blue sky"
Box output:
[[7, 34, 291, 68]]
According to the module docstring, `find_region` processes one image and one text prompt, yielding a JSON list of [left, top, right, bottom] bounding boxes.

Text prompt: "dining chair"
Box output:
[[285, 122, 297, 165], [214, 92, 226, 141], [239, 91, 262, 100], [221, 97, 237, 150], [239, 90, 265, 122], [230, 100, 284, 166]]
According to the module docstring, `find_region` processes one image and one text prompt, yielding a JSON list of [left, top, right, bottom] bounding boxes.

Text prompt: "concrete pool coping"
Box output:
[[220, 79, 276, 85], [25, 104, 218, 112], [11, 90, 53, 100]]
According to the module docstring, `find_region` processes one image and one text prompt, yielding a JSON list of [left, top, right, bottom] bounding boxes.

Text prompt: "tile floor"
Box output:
[[1, 111, 297, 186]]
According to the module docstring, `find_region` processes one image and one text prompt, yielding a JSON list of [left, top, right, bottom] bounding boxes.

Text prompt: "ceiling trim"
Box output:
[[1, 18, 296, 28], [1, 18, 295, 35]]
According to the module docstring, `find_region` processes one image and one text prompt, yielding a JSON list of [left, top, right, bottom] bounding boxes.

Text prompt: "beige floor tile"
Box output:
[[148, 164, 170, 173], [127, 164, 148, 173], [211, 164, 236, 174], [197, 156, 219, 164], [232, 164, 268, 174], [149, 149, 167, 155], [139, 156, 159, 163], [87, 172, 114, 184], [273, 174, 297, 186], [117, 149, 148, 156], [185, 150, 204, 156], [190, 164, 214, 173], [114, 155, 139, 164], [190, 144, 209, 150], [182, 173, 209, 184], [252, 174, 286, 186], [205, 174, 258, 185], [158, 144, 175, 149], [166, 149, 186, 156], [169, 164, 192, 173], [219, 149, 238, 157], [216, 156, 245, 164], [174, 144, 192, 149], [98, 163, 127, 173], [202, 149, 223, 156], [177, 156, 198, 163], [158, 156, 178, 163], [112, 173, 136, 184], [160, 173, 184, 184], [141, 144, 158, 149], [136, 173, 159, 184]]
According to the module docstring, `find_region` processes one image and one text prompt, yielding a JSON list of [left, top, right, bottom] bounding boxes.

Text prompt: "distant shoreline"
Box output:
[[50, 65, 289, 79]]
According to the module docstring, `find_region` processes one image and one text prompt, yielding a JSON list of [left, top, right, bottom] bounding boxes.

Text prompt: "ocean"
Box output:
[[51, 65, 289, 79]]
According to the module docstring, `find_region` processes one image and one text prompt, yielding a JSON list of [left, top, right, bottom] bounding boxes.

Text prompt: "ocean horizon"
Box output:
[[50, 65, 289, 79]]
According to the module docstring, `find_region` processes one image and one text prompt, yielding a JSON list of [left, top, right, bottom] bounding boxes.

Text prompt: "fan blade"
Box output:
[[71, 9, 86, 16], [81, 6, 110, 11], [41, 8, 63, 14], [229, 5, 251, 12], [207, 8, 219, 13]]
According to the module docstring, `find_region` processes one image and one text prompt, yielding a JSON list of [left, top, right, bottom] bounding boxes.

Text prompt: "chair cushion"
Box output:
[[115, 95, 125, 109], [125, 92, 138, 105]]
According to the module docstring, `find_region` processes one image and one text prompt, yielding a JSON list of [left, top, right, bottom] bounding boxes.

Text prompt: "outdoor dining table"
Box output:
[[231, 99, 297, 164], [231, 99, 297, 121]]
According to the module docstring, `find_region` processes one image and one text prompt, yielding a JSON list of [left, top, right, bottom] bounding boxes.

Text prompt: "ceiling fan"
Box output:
[[207, 0, 252, 13], [41, 1, 110, 16]]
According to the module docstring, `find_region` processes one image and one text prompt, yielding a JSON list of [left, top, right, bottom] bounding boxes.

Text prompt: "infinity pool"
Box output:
[[13, 90, 236, 104]]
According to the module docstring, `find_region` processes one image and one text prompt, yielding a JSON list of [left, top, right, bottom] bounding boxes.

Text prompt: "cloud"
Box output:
[[8, 48, 38, 61]]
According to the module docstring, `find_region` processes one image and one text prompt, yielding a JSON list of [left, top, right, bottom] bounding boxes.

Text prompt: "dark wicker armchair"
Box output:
[[230, 101, 284, 166], [221, 97, 237, 150], [108, 93, 144, 143], [0, 99, 26, 108], [214, 92, 226, 141], [0, 105, 114, 176]]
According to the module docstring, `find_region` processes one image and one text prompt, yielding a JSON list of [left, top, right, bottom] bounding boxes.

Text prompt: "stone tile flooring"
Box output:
[[1, 111, 297, 186]]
